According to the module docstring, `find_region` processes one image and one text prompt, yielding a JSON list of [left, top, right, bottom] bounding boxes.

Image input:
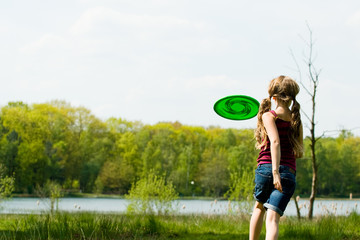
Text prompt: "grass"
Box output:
[[0, 212, 358, 239]]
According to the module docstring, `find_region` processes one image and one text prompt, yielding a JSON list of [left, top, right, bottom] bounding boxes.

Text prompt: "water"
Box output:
[[1, 197, 359, 216]]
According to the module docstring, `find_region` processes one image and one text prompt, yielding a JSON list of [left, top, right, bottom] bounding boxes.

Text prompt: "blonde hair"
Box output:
[[255, 75, 303, 156]]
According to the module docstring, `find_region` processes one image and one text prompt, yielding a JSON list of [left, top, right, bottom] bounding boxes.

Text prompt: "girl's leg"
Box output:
[[249, 201, 266, 240], [265, 209, 280, 240]]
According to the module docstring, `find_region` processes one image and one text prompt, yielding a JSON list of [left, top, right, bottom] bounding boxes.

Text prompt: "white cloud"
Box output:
[[12, 77, 61, 92], [183, 75, 237, 90], [347, 10, 360, 26], [125, 88, 146, 102], [70, 6, 204, 35], [0, 24, 9, 34], [18, 34, 66, 54], [92, 103, 116, 118], [18, 6, 208, 58]]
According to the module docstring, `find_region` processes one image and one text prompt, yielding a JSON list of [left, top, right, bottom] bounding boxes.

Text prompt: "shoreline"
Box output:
[[12, 193, 360, 201]]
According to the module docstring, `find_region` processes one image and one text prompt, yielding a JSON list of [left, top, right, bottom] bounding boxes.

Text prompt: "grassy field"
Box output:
[[0, 212, 359, 240]]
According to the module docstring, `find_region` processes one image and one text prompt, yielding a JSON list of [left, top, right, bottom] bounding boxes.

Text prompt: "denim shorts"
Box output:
[[253, 164, 296, 216]]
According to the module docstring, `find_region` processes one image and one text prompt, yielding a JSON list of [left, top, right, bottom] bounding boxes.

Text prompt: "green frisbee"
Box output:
[[213, 95, 260, 120]]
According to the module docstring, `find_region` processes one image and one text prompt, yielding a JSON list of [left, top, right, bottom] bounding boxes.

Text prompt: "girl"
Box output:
[[249, 76, 303, 240]]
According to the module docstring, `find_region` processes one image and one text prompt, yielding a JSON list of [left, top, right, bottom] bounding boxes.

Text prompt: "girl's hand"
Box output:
[[273, 171, 283, 193]]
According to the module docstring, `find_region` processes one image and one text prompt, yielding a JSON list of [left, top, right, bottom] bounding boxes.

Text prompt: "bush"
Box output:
[[224, 168, 255, 215], [126, 171, 178, 215], [35, 180, 63, 214], [0, 164, 15, 200]]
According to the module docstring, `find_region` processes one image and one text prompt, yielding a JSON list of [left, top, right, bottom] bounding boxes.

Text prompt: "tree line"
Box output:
[[0, 101, 359, 198]]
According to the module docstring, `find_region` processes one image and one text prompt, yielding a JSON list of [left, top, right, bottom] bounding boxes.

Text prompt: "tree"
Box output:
[[198, 147, 229, 197], [1, 102, 51, 192], [97, 159, 134, 194], [291, 24, 321, 219]]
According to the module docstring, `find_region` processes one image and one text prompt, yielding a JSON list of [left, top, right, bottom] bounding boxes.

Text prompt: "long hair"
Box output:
[[255, 76, 303, 156]]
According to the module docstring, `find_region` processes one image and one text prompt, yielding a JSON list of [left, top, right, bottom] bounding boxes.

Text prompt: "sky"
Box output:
[[1, 0, 360, 136]]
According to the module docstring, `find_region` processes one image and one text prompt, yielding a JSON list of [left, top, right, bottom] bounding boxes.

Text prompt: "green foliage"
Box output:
[[0, 164, 15, 200], [295, 134, 360, 197], [126, 171, 179, 215], [47, 181, 63, 213], [199, 147, 230, 197], [0, 176, 15, 199], [0, 100, 359, 198], [225, 169, 254, 202], [224, 168, 255, 215], [97, 159, 134, 194]]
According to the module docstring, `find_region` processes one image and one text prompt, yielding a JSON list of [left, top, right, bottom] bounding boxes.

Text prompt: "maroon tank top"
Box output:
[[257, 110, 296, 171]]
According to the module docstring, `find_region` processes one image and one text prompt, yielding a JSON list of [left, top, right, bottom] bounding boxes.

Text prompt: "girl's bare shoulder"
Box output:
[[262, 111, 276, 121]]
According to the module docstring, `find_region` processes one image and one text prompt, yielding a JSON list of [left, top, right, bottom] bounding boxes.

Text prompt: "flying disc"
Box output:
[[213, 95, 260, 120]]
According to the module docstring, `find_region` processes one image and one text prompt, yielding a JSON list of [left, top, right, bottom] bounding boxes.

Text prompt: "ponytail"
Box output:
[[255, 97, 272, 149], [289, 98, 303, 156], [291, 98, 301, 136]]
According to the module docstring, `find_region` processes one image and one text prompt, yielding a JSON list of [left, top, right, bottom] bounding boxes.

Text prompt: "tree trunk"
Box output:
[[308, 140, 318, 219], [293, 195, 301, 220], [308, 88, 317, 219]]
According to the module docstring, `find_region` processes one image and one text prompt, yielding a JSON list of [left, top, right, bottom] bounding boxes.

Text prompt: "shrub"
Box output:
[[0, 167, 15, 204], [126, 171, 178, 215], [224, 168, 255, 215]]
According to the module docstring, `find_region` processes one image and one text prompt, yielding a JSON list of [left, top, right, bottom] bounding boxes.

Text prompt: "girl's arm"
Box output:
[[262, 112, 282, 192]]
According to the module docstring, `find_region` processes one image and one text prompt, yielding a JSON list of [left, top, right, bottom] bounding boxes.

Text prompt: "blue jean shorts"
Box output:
[[253, 164, 296, 216]]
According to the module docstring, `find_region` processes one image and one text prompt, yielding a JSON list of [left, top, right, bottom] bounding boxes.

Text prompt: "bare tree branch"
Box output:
[[301, 109, 312, 123], [315, 135, 324, 143], [289, 49, 312, 97], [320, 127, 360, 137], [289, 49, 302, 81], [351, 127, 360, 132]]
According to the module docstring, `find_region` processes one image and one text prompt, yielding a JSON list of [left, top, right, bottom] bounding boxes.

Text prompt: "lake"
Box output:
[[1, 198, 359, 217]]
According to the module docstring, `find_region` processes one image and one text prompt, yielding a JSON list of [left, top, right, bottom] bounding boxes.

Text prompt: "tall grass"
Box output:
[[0, 212, 358, 239]]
